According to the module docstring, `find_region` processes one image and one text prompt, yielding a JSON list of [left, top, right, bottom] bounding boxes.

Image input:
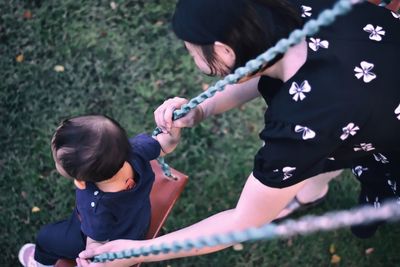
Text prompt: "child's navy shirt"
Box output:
[[75, 133, 161, 241]]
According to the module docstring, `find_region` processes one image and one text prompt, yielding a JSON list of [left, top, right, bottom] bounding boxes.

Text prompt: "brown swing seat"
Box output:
[[55, 160, 188, 267], [368, 0, 400, 11]]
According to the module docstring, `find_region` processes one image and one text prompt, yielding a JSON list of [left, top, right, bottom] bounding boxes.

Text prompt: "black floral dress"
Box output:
[[252, 1, 400, 237]]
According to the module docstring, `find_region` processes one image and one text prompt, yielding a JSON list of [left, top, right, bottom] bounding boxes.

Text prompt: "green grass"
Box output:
[[1, 0, 400, 266]]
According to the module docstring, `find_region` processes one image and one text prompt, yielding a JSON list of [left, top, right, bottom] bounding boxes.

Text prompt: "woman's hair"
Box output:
[[52, 115, 130, 182], [172, 0, 303, 75]]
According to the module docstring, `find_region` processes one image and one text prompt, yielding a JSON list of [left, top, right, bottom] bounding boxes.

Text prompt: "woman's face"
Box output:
[[184, 42, 213, 75], [184, 41, 235, 76]]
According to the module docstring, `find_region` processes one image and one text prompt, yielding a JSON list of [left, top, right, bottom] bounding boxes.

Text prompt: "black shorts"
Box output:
[[350, 151, 400, 238]]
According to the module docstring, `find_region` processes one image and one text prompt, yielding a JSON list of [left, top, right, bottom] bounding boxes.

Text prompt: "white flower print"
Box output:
[[374, 197, 381, 209], [363, 24, 385, 41], [392, 11, 400, 20], [295, 125, 316, 140], [289, 80, 311, 102], [301, 5, 312, 18], [352, 165, 368, 177], [388, 179, 397, 194], [354, 143, 375, 152], [340, 123, 360, 140], [283, 166, 296, 180], [328, 157, 335, 161], [366, 196, 369, 203], [308, 38, 329, 52], [354, 61, 377, 83], [373, 153, 389, 164], [388, 180, 400, 203], [395, 104, 400, 120]]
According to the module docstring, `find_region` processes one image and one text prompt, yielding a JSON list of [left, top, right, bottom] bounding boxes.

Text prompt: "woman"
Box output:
[[78, 0, 400, 265]]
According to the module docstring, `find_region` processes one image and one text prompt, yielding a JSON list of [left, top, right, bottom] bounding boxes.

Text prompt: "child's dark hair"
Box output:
[[52, 115, 130, 182], [172, 0, 303, 75]]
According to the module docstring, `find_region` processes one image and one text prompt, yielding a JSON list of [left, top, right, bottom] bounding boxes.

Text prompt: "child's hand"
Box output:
[[156, 126, 181, 156], [77, 240, 142, 267]]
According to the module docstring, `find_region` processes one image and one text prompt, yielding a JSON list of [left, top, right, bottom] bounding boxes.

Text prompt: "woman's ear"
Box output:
[[214, 41, 236, 69]]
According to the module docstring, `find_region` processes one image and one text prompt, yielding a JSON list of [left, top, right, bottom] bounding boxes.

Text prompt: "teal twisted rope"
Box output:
[[92, 0, 373, 263], [152, 127, 172, 177], [93, 200, 400, 262], [154, 0, 363, 176]]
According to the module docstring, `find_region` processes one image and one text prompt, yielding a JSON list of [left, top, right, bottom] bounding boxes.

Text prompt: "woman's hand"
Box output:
[[154, 97, 204, 133], [77, 240, 142, 267]]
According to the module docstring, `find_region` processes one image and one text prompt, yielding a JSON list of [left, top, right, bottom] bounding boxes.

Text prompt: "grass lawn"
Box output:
[[1, 0, 400, 266]]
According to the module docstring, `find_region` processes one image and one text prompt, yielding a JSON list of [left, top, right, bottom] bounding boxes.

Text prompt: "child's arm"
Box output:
[[153, 127, 181, 157]]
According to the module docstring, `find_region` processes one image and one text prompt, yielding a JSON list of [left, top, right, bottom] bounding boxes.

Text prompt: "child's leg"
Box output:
[[34, 211, 85, 265], [350, 152, 400, 238]]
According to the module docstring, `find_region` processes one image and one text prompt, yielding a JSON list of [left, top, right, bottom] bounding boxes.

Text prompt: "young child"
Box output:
[[18, 115, 181, 267]]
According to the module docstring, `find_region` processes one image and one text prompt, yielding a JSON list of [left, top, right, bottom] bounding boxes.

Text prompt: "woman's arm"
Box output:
[[154, 77, 261, 132], [200, 76, 261, 118], [78, 174, 305, 266]]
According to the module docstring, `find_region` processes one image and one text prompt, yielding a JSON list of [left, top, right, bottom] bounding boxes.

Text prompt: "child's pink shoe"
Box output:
[[18, 243, 37, 267]]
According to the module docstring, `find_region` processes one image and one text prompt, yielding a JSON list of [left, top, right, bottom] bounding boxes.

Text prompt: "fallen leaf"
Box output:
[[233, 243, 243, 251], [330, 254, 341, 264], [31, 206, 41, 213], [365, 247, 374, 255], [154, 80, 164, 88], [129, 56, 138, 62], [54, 65, 65, 72], [154, 20, 164, 27], [23, 10, 32, 19], [110, 1, 117, 10], [201, 83, 209, 91], [246, 123, 256, 133], [21, 191, 28, 199], [329, 244, 336, 254], [16, 54, 24, 63]]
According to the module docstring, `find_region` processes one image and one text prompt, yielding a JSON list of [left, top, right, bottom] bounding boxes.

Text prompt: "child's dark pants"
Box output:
[[34, 211, 86, 265]]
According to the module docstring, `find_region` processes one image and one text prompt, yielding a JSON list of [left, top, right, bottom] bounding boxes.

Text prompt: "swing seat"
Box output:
[[55, 160, 188, 267], [368, 0, 400, 11]]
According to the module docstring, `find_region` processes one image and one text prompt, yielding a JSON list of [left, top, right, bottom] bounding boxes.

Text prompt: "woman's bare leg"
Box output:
[[275, 170, 343, 219]]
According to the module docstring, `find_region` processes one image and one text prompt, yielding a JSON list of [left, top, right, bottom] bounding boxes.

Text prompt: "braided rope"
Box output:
[[91, 0, 393, 263], [93, 200, 400, 262], [154, 0, 364, 176]]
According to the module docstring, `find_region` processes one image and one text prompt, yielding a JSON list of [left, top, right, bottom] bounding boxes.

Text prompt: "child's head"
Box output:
[[51, 115, 130, 183]]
